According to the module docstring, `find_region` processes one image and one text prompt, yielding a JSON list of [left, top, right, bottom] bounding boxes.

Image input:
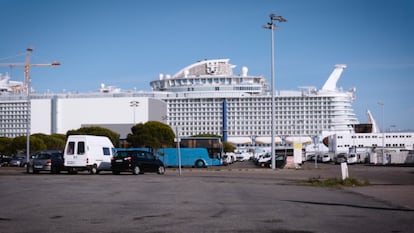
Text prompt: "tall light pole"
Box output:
[[130, 100, 140, 124], [175, 126, 182, 176], [263, 13, 287, 169], [25, 48, 32, 166], [378, 101, 385, 161]]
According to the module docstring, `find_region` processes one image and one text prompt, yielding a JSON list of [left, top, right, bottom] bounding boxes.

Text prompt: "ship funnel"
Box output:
[[241, 66, 248, 77], [367, 110, 380, 133], [322, 64, 347, 91]]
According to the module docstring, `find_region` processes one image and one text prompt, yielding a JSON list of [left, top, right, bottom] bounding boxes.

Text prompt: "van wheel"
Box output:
[[158, 166, 165, 175], [68, 168, 78, 175], [195, 160, 205, 168], [90, 165, 98, 175], [133, 166, 140, 175]]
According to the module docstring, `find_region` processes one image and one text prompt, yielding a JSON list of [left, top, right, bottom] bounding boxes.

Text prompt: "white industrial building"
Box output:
[[1, 93, 166, 138]]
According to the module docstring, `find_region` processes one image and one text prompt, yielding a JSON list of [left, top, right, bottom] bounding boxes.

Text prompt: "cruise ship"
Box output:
[[0, 59, 359, 146], [150, 59, 358, 144]]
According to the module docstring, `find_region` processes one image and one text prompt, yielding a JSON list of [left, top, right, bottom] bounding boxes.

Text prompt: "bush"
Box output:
[[306, 177, 369, 188]]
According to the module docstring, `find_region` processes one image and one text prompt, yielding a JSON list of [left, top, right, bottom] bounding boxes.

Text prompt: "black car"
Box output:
[[111, 149, 165, 175], [0, 155, 11, 167], [263, 154, 287, 169], [27, 150, 66, 174]]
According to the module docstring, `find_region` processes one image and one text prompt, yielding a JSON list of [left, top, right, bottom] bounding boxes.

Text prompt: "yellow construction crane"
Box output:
[[0, 48, 60, 164], [0, 48, 61, 93]]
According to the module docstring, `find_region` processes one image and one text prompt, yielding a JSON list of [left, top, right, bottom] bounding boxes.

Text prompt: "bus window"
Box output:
[[180, 137, 223, 159]]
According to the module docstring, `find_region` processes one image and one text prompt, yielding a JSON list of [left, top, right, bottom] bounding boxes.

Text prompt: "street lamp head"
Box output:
[[130, 100, 140, 107], [270, 13, 287, 22], [51, 62, 61, 66], [262, 23, 272, 29]]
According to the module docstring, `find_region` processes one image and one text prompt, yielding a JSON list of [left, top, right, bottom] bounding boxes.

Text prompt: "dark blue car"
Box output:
[[111, 149, 165, 175]]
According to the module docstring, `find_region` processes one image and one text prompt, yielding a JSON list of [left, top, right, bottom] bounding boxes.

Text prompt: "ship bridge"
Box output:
[[150, 59, 268, 94]]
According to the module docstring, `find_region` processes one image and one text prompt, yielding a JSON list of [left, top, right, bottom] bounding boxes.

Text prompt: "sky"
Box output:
[[1, 0, 413, 131]]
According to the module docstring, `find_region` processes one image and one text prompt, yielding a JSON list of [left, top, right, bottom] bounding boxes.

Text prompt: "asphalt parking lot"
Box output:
[[0, 162, 413, 233]]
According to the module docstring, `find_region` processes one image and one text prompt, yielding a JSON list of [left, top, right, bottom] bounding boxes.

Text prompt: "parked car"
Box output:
[[235, 152, 251, 162], [27, 150, 66, 174], [0, 155, 11, 167], [111, 149, 165, 175], [347, 153, 358, 164], [9, 156, 26, 167], [320, 154, 331, 163], [306, 154, 317, 161], [222, 152, 236, 165], [257, 153, 286, 168], [307, 154, 331, 163], [335, 153, 347, 164]]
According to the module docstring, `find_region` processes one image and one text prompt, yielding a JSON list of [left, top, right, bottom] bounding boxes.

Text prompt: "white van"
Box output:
[[64, 135, 115, 174], [347, 153, 358, 164]]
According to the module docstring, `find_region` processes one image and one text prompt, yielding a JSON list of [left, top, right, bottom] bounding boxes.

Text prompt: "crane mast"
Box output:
[[0, 48, 61, 93], [0, 48, 60, 164]]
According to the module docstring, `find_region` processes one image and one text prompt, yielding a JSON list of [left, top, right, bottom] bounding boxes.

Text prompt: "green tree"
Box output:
[[9, 136, 47, 155], [51, 133, 66, 142], [32, 133, 66, 150], [67, 126, 120, 147], [127, 121, 175, 149], [50, 134, 67, 149], [223, 141, 235, 153], [0, 137, 13, 155]]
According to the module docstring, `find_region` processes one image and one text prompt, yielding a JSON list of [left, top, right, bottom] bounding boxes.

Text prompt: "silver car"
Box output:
[[27, 150, 65, 174], [9, 156, 26, 167]]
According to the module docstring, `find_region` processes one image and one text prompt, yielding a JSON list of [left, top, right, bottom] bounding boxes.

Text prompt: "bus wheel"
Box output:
[[90, 165, 98, 174], [133, 166, 140, 175], [195, 160, 205, 168]]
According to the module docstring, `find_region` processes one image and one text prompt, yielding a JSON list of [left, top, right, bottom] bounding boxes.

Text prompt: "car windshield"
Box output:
[[36, 154, 51, 159], [51, 153, 63, 158], [116, 151, 133, 158]]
